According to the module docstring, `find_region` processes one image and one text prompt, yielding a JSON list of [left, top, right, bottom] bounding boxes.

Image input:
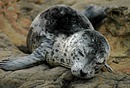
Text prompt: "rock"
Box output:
[[0, 0, 31, 47], [0, 32, 21, 58], [67, 72, 130, 88], [97, 6, 130, 74], [0, 0, 130, 88]]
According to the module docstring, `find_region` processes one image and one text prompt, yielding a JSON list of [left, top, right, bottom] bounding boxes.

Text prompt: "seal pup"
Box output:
[[0, 5, 113, 79]]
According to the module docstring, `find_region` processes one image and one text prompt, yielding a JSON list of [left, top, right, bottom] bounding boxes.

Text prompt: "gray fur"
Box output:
[[0, 5, 113, 79], [83, 5, 107, 29]]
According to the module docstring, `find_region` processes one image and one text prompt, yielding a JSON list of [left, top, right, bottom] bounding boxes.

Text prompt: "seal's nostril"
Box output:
[[80, 70, 87, 77]]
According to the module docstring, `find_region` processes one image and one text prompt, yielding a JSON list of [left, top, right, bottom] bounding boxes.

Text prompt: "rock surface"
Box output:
[[0, 0, 130, 88], [0, 0, 31, 47]]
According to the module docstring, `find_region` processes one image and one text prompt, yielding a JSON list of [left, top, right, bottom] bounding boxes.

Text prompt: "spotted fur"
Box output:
[[0, 5, 113, 79]]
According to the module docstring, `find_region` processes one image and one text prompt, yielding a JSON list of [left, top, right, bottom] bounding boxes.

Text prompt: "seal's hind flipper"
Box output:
[[83, 5, 107, 29], [104, 63, 114, 73]]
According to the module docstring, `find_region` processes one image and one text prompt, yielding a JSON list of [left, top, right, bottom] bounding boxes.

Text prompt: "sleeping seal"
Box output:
[[0, 5, 113, 79]]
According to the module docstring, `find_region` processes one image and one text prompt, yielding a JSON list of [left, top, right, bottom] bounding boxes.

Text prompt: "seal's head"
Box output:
[[71, 54, 110, 79], [70, 30, 112, 79]]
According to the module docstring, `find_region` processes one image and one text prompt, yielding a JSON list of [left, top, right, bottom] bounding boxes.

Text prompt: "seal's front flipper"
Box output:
[[0, 53, 45, 71], [0, 55, 34, 71], [0, 42, 52, 71], [104, 63, 114, 73]]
